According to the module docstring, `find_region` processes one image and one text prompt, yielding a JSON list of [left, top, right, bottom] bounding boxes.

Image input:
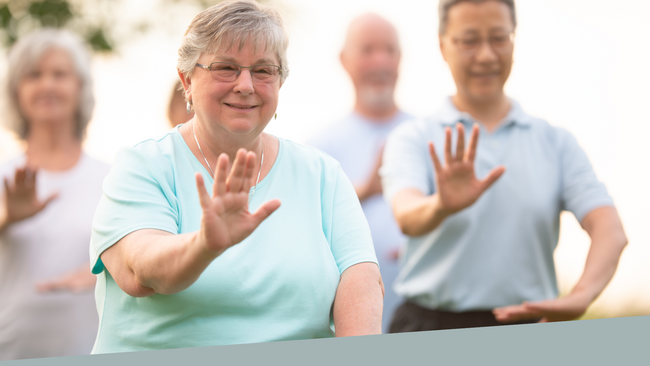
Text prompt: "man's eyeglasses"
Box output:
[[195, 62, 282, 84], [451, 32, 515, 55]]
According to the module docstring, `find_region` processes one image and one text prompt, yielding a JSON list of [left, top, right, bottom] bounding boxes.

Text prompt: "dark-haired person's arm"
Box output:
[[493, 206, 627, 322], [494, 127, 627, 322], [333, 262, 384, 336], [391, 123, 504, 236]]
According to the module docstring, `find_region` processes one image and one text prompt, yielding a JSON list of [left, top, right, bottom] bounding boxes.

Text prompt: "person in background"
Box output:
[[168, 80, 194, 127], [0, 29, 110, 360], [309, 13, 411, 333], [382, 0, 628, 332]]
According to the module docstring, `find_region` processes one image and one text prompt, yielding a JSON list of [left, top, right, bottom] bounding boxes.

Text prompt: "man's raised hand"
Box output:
[[429, 123, 505, 215]]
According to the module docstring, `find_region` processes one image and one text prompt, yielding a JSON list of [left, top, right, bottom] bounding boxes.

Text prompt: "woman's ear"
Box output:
[[177, 70, 192, 100]]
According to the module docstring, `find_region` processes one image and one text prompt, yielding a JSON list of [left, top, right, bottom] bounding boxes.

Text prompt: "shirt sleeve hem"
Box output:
[[91, 225, 178, 274], [572, 199, 616, 223], [384, 184, 430, 205], [338, 258, 380, 275]]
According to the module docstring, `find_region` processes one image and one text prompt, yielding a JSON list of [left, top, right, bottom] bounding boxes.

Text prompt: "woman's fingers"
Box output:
[[479, 165, 506, 192], [195, 173, 211, 209], [241, 152, 256, 194], [444, 127, 453, 165], [428, 141, 442, 173], [455, 123, 465, 162], [226, 149, 247, 193], [14, 168, 26, 190], [38, 193, 58, 211], [3, 177, 11, 193], [213, 154, 229, 197], [467, 124, 480, 163], [251, 199, 281, 226], [25, 168, 36, 189]]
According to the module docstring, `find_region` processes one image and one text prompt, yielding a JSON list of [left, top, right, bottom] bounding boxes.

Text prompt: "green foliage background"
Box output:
[[0, 0, 237, 53]]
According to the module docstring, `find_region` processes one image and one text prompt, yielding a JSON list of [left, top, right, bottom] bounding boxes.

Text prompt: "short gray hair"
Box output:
[[2, 28, 94, 140], [177, 0, 289, 88], [438, 0, 517, 35]]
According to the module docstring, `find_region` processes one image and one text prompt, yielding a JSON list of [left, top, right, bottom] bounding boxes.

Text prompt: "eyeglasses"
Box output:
[[195, 61, 282, 84], [451, 32, 515, 55]]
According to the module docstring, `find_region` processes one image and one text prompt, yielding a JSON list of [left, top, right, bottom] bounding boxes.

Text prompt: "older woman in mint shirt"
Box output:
[[89, 0, 383, 353]]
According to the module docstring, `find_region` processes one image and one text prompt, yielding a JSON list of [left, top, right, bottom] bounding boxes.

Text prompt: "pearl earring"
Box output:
[[186, 101, 192, 114]]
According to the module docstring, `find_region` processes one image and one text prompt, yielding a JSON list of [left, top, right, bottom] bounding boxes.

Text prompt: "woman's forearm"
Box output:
[[101, 229, 219, 297], [570, 207, 628, 303], [392, 189, 450, 237], [333, 262, 384, 336]]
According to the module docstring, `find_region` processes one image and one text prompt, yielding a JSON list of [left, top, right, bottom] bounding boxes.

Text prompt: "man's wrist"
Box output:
[[567, 286, 598, 307]]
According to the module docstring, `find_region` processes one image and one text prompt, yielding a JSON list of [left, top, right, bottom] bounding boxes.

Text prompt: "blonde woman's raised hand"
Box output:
[[2, 167, 57, 229], [194, 149, 281, 255], [429, 123, 505, 215]]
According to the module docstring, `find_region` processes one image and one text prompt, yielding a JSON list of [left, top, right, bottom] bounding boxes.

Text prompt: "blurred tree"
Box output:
[[0, 0, 265, 53], [0, 0, 113, 51]]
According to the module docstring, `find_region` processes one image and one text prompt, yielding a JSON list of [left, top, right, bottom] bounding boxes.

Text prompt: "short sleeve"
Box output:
[[324, 165, 378, 274], [557, 128, 614, 222], [90, 146, 179, 274], [381, 121, 433, 203]]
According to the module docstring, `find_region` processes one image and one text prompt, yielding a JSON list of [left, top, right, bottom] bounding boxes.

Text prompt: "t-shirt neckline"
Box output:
[[172, 124, 283, 194]]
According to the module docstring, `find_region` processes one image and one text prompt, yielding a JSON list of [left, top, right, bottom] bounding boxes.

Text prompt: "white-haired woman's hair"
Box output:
[[177, 0, 289, 91], [2, 28, 94, 140]]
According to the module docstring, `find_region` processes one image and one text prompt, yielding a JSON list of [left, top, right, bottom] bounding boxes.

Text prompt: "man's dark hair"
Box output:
[[438, 0, 517, 34]]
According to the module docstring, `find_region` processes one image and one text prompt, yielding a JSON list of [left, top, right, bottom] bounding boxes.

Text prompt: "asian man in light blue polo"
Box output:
[[381, 0, 628, 332]]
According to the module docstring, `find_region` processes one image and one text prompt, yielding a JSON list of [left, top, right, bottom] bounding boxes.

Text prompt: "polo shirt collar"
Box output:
[[438, 97, 532, 129]]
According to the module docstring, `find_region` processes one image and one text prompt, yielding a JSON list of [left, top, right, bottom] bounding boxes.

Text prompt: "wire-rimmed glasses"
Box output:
[[195, 61, 282, 84], [451, 32, 515, 55]]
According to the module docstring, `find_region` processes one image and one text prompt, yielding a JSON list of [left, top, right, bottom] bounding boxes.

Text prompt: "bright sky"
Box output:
[[1, 0, 648, 317]]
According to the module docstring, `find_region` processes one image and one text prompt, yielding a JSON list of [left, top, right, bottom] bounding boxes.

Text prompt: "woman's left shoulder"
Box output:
[[278, 137, 342, 171]]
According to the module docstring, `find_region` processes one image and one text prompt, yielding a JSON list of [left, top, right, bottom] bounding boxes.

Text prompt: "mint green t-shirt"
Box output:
[[89, 127, 377, 353]]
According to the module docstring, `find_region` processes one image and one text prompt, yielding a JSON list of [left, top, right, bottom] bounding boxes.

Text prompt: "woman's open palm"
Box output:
[[195, 149, 281, 255], [3, 167, 57, 225], [430, 123, 505, 215]]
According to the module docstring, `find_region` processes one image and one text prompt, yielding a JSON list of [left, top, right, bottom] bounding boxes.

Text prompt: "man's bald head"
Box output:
[[341, 13, 401, 118], [343, 13, 400, 54]]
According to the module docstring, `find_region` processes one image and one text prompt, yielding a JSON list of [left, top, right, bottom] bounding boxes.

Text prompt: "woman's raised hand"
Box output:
[[195, 149, 281, 255], [2, 167, 57, 228], [429, 123, 505, 215]]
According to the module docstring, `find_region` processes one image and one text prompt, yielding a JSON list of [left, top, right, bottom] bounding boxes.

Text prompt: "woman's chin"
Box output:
[[28, 114, 74, 127], [220, 118, 267, 135]]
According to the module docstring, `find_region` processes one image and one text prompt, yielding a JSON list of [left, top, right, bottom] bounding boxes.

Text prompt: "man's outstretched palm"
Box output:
[[430, 123, 505, 215]]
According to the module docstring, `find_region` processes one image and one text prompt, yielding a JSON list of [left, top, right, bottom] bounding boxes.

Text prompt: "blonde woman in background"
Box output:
[[0, 29, 110, 360]]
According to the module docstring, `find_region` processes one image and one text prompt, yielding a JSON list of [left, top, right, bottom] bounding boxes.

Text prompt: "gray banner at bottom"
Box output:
[[3, 315, 647, 365]]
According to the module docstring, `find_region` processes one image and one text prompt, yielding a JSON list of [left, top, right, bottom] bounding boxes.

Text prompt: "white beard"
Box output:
[[358, 85, 395, 110]]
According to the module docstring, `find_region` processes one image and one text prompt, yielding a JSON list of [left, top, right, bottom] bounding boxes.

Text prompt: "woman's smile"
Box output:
[[224, 102, 258, 112]]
